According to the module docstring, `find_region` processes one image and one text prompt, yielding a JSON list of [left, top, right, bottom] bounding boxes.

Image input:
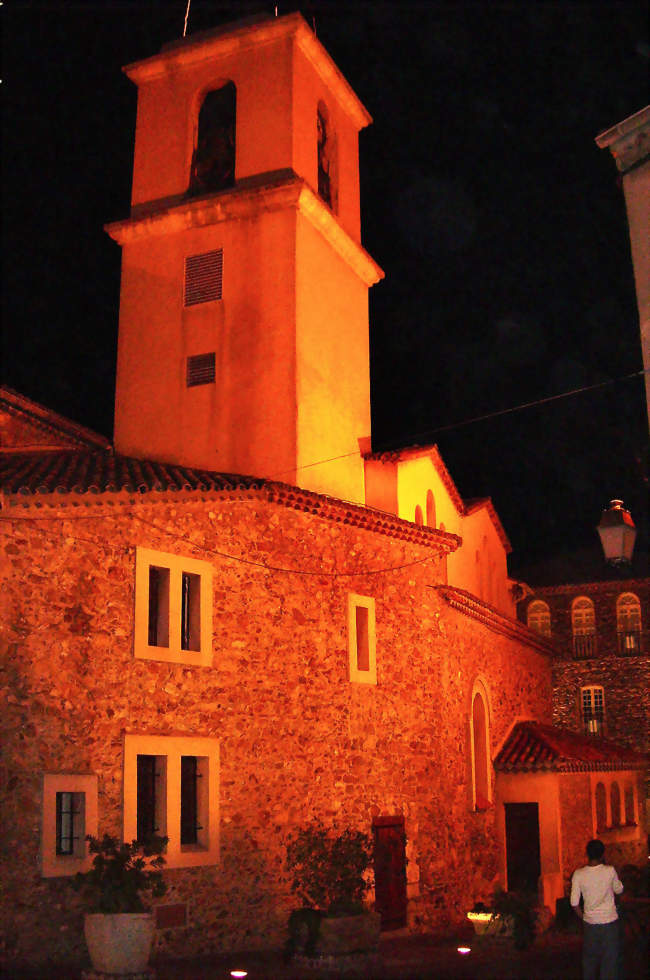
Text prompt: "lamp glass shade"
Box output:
[[596, 500, 636, 563]]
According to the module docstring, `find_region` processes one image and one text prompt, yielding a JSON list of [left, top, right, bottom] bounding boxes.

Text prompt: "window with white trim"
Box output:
[[124, 735, 219, 869], [616, 593, 642, 655], [134, 547, 213, 666], [527, 600, 551, 637], [572, 596, 596, 657], [42, 773, 98, 877], [581, 686, 605, 736], [348, 593, 376, 685]]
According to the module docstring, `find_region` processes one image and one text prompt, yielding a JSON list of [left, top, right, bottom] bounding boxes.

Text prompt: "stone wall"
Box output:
[[1, 491, 552, 967]]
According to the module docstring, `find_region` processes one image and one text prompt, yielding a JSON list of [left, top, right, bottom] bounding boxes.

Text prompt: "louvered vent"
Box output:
[[186, 352, 216, 387], [184, 249, 223, 306]]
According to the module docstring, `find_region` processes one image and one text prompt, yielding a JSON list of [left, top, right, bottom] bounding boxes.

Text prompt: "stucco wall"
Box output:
[[1, 492, 551, 966]]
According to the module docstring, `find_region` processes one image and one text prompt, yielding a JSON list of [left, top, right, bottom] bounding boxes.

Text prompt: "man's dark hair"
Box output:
[[586, 839, 605, 860]]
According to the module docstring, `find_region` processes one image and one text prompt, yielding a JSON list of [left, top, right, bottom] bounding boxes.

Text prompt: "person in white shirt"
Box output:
[[570, 838, 624, 980]]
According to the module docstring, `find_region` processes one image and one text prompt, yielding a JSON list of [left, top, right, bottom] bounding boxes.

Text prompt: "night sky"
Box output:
[[3, 1, 648, 574]]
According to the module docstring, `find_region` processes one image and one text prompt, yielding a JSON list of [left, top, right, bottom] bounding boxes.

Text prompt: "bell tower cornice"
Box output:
[[105, 173, 383, 287]]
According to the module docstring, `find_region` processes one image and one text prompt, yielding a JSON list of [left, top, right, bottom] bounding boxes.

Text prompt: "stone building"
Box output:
[[1, 12, 646, 970]]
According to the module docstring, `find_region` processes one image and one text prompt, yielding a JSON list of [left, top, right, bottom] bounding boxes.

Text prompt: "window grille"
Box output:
[[137, 755, 159, 842], [186, 352, 216, 387], [582, 687, 604, 735], [56, 792, 79, 855], [184, 249, 223, 306], [180, 756, 203, 846]]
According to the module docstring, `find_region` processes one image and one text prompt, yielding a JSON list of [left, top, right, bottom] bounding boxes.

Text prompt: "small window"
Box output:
[[414, 505, 424, 527], [595, 781, 607, 832], [426, 490, 436, 528], [124, 736, 219, 869], [581, 686, 605, 736], [42, 773, 98, 877], [610, 782, 621, 827], [348, 593, 376, 685], [187, 353, 216, 388], [616, 593, 642, 655], [470, 680, 491, 811], [135, 547, 213, 667], [527, 600, 551, 637], [184, 249, 223, 306]]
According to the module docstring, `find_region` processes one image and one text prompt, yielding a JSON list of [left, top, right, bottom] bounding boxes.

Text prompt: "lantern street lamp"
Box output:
[[596, 500, 637, 565]]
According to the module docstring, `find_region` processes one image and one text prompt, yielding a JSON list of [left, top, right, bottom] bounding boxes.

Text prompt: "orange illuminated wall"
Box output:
[[108, 13, 383, 504]]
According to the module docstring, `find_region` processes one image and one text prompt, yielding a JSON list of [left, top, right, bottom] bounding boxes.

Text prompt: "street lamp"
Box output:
[[596, 500, 636, 565]]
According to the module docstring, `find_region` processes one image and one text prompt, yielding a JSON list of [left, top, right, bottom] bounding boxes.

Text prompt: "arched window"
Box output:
[[624, 785, 636, 825], [595, 782, 607, 832], [317, 101, 337, 211], [527, 600, 551, 637], [610, 782, 621, 826], [414, 505, 423, 526], [190, 82, 236, 196], [572, 596, 596, 658], [470, 682, 490, 810], [616, 593, 642, 655], [581, 686, 604, 736], [426, 490, 436, 528]]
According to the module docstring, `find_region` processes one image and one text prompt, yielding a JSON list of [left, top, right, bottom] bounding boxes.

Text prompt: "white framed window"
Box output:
[[124, 735, 219, 869], [41, 773, 98, 877], [347, 593, 377, 685], [527, 600, 551, 637], [616, 593, 642, 654], [581, 686, 605, 736], [572, 597, 597, 657], [134, 547, 213, 666]]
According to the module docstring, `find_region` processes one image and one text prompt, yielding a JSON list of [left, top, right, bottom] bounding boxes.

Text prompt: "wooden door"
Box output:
[[505, 802, 541, 893], [373, 816, 407, 930]]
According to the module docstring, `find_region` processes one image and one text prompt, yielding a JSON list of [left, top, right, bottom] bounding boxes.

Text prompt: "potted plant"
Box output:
[[72, 834, 167, 975], [284, 821, 380, 960]]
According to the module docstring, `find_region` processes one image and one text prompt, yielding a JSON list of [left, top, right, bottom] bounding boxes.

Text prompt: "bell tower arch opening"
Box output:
[[189, 82, 236, 196]]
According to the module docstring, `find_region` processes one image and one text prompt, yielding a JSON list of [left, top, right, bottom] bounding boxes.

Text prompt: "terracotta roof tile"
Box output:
[[494, 721, 647, 773]]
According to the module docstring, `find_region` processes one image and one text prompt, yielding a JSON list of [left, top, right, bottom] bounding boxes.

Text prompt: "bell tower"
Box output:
[[107, 12, 383, 504]]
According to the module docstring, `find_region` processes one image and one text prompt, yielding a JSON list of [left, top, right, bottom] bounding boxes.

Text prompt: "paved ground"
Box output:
[[6, 928, 646, 980]]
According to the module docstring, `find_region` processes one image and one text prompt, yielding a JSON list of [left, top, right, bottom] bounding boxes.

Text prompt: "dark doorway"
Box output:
[[505, 802, 541, 893], [373, 816, 407, 930]]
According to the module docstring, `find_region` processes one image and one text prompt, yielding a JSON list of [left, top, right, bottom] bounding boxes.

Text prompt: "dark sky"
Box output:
[[2, 1, 649, 572]]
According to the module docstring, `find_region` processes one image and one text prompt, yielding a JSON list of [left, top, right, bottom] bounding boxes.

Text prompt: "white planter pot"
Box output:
[[84, 912, 155, 975]]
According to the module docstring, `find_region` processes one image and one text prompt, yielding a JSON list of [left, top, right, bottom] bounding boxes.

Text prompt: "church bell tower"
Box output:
[[107, 12, 383, 504]]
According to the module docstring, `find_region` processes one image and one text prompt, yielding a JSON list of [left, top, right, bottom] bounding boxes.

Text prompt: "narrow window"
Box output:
[[148, 566, 170, 647], [56, 792, 82, 856], [572, 597, 596, 658], [624, 785, 636, 825], [187, 352, 216, 388], [616, 593, 642, 655], [180, 756, 200, 845], [582, 686, 605, 736], [610, 782, 621, 827], [426, 490, 436, 528], [137, 755, 166, 843], [190, 82, 236, 196], [595, 782, 607, 831], [317, 101, 337, 212], [184, 249, 223, 306], [527, 600, 551, 637], [355, 606, 370, 671], [471, 689, 490, 810], [414, 505, 424, 527]]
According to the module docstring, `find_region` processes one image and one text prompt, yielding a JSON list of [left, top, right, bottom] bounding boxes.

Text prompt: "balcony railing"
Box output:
[[617, 629, 642, 657], [583, 715, 604, 736], [572, 633, 597, 659]]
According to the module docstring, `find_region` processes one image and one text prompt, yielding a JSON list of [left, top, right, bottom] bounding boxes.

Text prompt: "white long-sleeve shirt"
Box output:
[[570, 863, 623, 924]]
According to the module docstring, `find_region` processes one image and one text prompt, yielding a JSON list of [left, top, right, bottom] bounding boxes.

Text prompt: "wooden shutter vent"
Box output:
[[184, 249, 223, 306], [187, 353, 216, 387]]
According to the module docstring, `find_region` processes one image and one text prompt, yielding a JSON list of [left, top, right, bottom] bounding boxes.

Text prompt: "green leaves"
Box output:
[[72, 834, 167, 914]]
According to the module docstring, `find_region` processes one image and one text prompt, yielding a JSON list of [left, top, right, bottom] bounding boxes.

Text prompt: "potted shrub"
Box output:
[[284, 821, 380, 960], [72, 834, 167, 975]]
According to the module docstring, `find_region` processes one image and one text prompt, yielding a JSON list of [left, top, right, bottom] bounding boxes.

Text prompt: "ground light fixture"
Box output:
[[457, 946, 471, 954], [596, 499, 636, 564], [230, 972, 248, 978]]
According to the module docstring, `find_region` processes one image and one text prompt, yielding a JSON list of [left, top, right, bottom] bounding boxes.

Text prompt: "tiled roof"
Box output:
[[0, 450, 461, 553], [436, 586, 555, 655], [494, 721, 647, 773], [0, 386, 111, 451], [0, 451, 264, 495]]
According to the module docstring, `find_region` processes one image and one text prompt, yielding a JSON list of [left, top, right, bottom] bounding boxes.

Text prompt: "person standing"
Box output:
[[570, 838, 624, 980]]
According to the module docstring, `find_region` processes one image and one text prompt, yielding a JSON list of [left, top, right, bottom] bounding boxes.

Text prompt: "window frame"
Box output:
[[581, 685, 605, 736], [470, 678, 492, 811], [124, 735, 219, 869], [527, 600, 551, 637], [347, 593, 377, 685], [42, 773, 98, 877], [134, 547, 213, 667]]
